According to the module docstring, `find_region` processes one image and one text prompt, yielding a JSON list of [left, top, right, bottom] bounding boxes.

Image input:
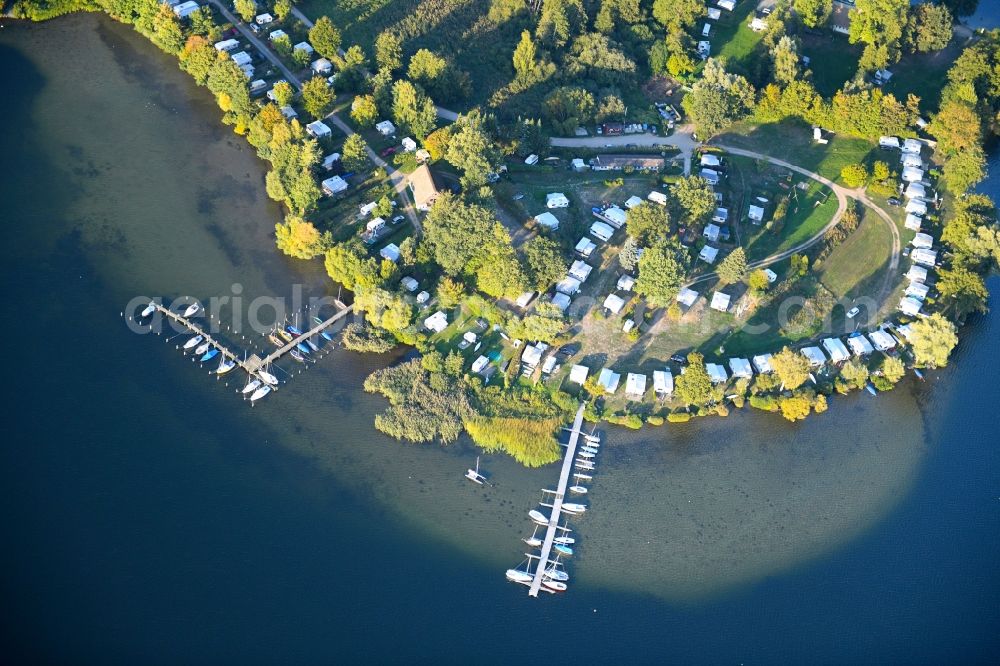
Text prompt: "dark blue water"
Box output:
[[1, 14, 998, 664]]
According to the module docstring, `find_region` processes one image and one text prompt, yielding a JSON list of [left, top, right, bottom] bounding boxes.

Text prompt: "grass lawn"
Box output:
[[713, 3, 766, 74], [744, 182, 838, 261], [800, 33, 862, 97], [817, 210, 893, 300], [718, 120, 877, 183], [884, 36, 964, 112]]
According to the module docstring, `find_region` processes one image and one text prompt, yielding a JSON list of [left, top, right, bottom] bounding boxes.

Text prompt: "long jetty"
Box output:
[[528, 402, 586, 597], [152, 301, 353, 375]]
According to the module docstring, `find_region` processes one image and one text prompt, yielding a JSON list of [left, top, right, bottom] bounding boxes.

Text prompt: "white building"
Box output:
[[801, 346, 827, 367], [906, 282, 929, 300], [602, 205, 627, 228], [712, 207, 729, 223], [901, 153, 923, 169], [569, 260, 593, 283], [699, 245, 719, 264], [822, 337, 851, 363], [321, 175, 348, 195], [551, 292, 571, 312], [544, 192, 570, 209], [700, 168, 720, 185], [710, 292, 731, 312], [703, 223, 720, 242], [424, 311, 448, 333], [279, 105, 297, 119], [902, 138, 922, 155], [569, 364, 589, 384], [293, 42, 315, 55], [571, 158, 586, 172], [912, 248, 937, 267], [906, 199, 928, 216], [904, 213, 922, 231], [868, 329, 896, 351], [254, 13, 272, 25], [269, 29, 287, 42], [847, 334, 874, 357], [706, 363, 728, 384], [907, 265, 928, 283], [617, 274, 635, 292], [911, 232, 934, 250], [534, 212, 560, 230], [653, 369, 674, 396], [729, 358, 753, 379], [700, 153, 721, 167], [375, 120, 396, 136], [676, 288, 698, 308], [173, 1, 200, 18], [752, 354, 773, 374], [555, 277, 582, 295], [626, 373, 647, 398], [879, 136, 900, 149], [575, 237, 596, 258], [748, 205, 765, 223], [901, 166, 924, 183], [899, 296, 923, 317], [905, 182, 927, 200], [305, 121, 332, 138], [311, 58, 333, 75], [590, 221, 615, 242], [597, 368, 620, 393], [214, 39, 239, 52], [603, 293, 626, 314], [231, 51, 252, 67]]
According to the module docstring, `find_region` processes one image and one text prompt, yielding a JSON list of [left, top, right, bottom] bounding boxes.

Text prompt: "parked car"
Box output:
[[887, 197, 902, 207], [556, 343, 581, 358], [391, 215, 405, 224], [380, 146, 397, 157], [846, 306, 861, 319], [670, 354, 688, 365]]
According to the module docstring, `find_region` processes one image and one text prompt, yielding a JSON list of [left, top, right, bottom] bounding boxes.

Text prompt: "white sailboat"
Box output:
[[554, 536, 575, 546], [465, 456, 487, 485], [577, 450, 595, 459], [562, 503, 587, 514], [216, 357, 236, 374], [543, 567, 569, 581], [182, 335, 203, 350], [140, 301, 156, 317], [182, 303, 200, 317], [528, 509, 550, 526], [259, 368, 279, 386], [506, 569, 533, 584], [250, 385, 272, 402], [542, 579, 567, 592], [242, 378, 261, 395], [194, 341, 211, 355]]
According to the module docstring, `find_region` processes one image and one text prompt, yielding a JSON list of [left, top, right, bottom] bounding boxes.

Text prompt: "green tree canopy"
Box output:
[[675, 352, 713, 407], [423, 192, 499, 275], [444, 111, 502, 189], [392, 80, 437, 139], [351, 94, 379, 127], [309, 16, 342, 61], [670, 175, 716, 225], [635, 239, 689, 308], [794, 0, 833, 28], [771, 346, 811, 390], [324, 243, 380, 291], [341, 133, 370, 172], [521, 236, 566, 290], [937, 265, 989, 319], [301, 76, 333, 119], [513, 30, 538, 83], [717, 247, 748, 285], [682, 59, 755, 137], [375, 30, 403, 72], [234, 0, 256, 22], [904, 2, 953, 53], [909, 313, 959, 368], [275, 216, 325, 259], [625, 202, 671, 244]]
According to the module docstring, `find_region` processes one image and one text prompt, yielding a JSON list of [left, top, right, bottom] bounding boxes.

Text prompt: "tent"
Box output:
[[801, 346, 827, 367], [603, 293, 626, 314], [847, 333, 874, 357], [624, 195, 644, 209], [729, 358, 753, 379], [868, 329, 896, 351], [400, 276, 419, 292], [311, 58, 333, 75], [748, 205, 765, 222], [423, 311, 448, 333], [569, 260, 593, 282], [907, 265, 928, 283], [590, 221, 615, 242], [904, 213, 922, 231], [569, 364, 589, 384], [822, 337, 851, 363], [706, 363, 728, 384], [911, 232, 934, 249], [597, 368, 620, 393], [905, 182, 926, 199], [379, 243, 400, 262], [752, 354, 773, 374], [710, 292, 731, 312], [901, 166, 924, 183], [626, 373, 647, 398], [653, 370, 674, 395], [603, 206, 627, 228], [905, 199, 928, 216], [899, 296, 923, 317], [700, 153, 721, 167], [912, 248, 937, 267], [555, 277, 582, 295], [551, 292, 571, 312], [617, 274, 635, 292], [375, 120, 396, 136], [546, 192, 570, 208], [677, 288, 698, 307], [575, 237, 596, 257], [703, 223, 721, 242], [699, 245, 719, 264], [534, 212, 560, 230]]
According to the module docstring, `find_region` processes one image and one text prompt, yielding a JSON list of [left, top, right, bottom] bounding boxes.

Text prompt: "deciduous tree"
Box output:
[[771, 346, 810, 390], [341, 134, 369, 172], [301, 75, 333, 119], [794, 0, 832, 28], [275, 216, 325, 259], [675, 352, 713, 407], [909, 313, 959, 368], [375, 31, 403, 73], [717, 247, 747, 285], [521, 236, 566, 290], [351, 94, 378, 127], [309, 16, 342, 61], [635, 239, 689, 308]]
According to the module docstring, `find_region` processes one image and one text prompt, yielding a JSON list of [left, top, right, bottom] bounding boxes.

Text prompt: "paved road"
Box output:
[[551, 126, 699, 175], [206, 0, 302, 88], [685, 143, 901, 305]]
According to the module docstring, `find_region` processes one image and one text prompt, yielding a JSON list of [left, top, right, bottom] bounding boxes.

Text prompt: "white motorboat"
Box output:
[[575, 461, 595, 470], [183, 335, 203, 350], [242, 378, 261, 395], [250, 385, 272, 402], [562, 503, 587, 514], [216, 358, 236, 374], [259, 369, 279, 386], [554, 536, 575, 546], [577, 451, 595, 459], [140, 302, 156, 317], [584, 433, 600, 444], [506, 569, 533, 584], [573, 473, 592, 482], [581, 445, 599, 453], [523, 536, 542, 547], [544, 568, 569, 581], [569, 485, 588, 495], [194, 341, 211, 355], [542, 579, 567, 592], [528, 509, 549, 526], [182, 303, 200, 317]]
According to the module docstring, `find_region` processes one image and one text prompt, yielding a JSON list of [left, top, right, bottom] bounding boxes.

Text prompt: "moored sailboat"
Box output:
[[216, 358, 236, 374], [182, 335, 203, 350]]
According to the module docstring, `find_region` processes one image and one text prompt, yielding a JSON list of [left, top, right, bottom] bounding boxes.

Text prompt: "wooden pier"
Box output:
[[148, 300, 352, 379], [528, 402, 587, 597]]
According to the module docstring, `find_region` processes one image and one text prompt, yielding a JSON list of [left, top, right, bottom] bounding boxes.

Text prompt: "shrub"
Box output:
[[464, 416, 562, 467], [667, 412, 691, 423]]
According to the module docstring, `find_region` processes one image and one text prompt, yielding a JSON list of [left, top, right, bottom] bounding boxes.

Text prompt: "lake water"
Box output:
[[1, 14, 998, 663]]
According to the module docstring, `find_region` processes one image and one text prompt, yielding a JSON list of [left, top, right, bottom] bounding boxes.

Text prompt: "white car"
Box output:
[[846, 307, 861, 319]]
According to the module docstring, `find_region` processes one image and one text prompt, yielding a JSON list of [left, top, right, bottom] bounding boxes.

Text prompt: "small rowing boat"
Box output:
[[200, 348, 219, 362], [278, 329, 293, 342], [269, 333, 284, 347], [183, 335, 203, 350], [313, 316, 324, 325]]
